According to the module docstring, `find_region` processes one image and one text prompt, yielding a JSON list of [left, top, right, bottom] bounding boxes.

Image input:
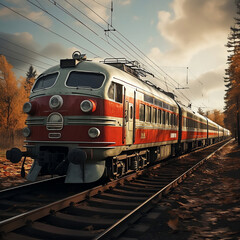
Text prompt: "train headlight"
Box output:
[[46, 113, 63, 130], [80, 99, 96, 113], [49, 95, 63, 110], [88, 127, 100, 138], [23, 127, 31, 137], [23, 102, 32, 114]]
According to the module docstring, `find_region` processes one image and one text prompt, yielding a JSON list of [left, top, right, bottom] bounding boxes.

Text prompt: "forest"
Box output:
[[224, 1, 240, 143]]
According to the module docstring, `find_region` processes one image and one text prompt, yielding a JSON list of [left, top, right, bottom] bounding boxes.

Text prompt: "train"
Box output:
[[6, 51, 231, 183]]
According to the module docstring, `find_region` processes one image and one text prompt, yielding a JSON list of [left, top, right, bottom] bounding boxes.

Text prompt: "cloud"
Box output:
[[118, 0, 131, 6], [0, 32, 41, 70], [0, 32, 83, 77], [40, 44, 80, 59], [156, 0, 235, 63], [0, 3, 52, 28], [78, 0, 110, 25]]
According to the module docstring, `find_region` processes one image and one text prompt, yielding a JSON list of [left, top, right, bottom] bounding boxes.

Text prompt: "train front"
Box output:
[[7, 52, 116, 183]]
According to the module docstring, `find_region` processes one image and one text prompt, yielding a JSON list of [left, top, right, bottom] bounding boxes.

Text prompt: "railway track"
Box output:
[[0, 176, 94, 222], [0, 139, 232, 240]]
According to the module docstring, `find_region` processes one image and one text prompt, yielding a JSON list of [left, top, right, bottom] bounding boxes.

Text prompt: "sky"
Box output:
[[0, 0, 237, 112]]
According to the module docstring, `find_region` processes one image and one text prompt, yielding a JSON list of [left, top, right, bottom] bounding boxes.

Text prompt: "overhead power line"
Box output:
[[27, 0, 116, 58], [0, 37, 58, 63], [0, 46, 53, 67], [46, 0, 131, 59], [0, 53, 48, 70], [76, 0, 191, 102], [0, 2, 99, 57]]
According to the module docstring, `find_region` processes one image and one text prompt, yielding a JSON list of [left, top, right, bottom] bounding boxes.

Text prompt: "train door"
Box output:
[[125, 100, 134, 145]]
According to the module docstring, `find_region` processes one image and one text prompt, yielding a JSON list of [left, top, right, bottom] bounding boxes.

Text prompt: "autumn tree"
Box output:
[[24, 65, 37, 97], [197, 107, 205, 116], [207, 109, 225, 127], [224, 0, 240, 143], [0, 55, 27, 146]]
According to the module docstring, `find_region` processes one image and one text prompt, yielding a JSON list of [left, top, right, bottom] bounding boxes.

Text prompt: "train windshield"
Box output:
[[32, 73, 58, 92], [66, 71, 105, 89]]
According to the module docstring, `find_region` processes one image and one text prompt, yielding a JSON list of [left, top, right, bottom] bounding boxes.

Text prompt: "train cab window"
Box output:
[[139, 104, 145, 121], [108, 82, 123, 103], [66, 72, 105, 89], [33, 73, 58, 91], [146, 106, 151, 122]]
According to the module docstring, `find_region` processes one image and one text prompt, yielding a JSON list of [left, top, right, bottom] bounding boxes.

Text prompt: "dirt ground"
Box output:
[[0, 153, 33, 189], [140, 140, 240, 240]]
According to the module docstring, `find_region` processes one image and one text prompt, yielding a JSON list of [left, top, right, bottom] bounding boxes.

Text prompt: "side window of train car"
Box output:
[[152, 108, 157, 124], [108, 82, 123, 103], [158, 109, 162, 124], [166, 112, 169, 125], [162, 111, 166, 125], [129, 105, 133, 120], [139, 104, 145, 121], [146, 106, 151, 122]]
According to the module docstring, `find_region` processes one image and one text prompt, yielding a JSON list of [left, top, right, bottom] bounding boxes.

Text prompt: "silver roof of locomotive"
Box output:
[[30, 59, 178, 108]]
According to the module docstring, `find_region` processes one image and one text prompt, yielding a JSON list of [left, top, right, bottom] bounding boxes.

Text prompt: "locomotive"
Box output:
[[6, 51, 230, 183]]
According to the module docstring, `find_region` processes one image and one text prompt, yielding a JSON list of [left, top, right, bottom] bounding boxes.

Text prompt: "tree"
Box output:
[[0, 55, 27, 145], [224, 0, 240, 144], [208, 109, 225, 127], [197, 107, 205, 116], [24, 65, 37, 97]]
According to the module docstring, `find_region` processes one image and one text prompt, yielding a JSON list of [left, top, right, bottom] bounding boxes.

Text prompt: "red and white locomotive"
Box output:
[[7, 51, 230, 183]]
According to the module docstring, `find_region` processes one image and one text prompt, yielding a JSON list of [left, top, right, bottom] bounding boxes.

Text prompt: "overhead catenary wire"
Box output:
[[44, 0, 190, 102], [54, 0, 154, 72], [0, 37, 58, 63], [1, 1, 194, 105], [0, 53, 48, 70], [26, 0, 115, 58], [0, 46, 54, 67], [0, 2, 99, 57], [49, 0, 181, 94], [46, 0, 131, 60], [77, 0, 191, 102]]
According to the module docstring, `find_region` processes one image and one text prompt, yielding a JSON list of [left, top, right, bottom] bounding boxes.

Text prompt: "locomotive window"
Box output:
[[66, 72, 104, 89], [139, 104, 145, 121], [108, 83, 114, 99], [108, 82, 123, 103], [33, 73, 58, 91]]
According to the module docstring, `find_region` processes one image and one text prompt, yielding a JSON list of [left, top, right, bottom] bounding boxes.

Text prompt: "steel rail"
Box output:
[[0, 138, 232, 238], [94, 138, 234, 239], [0, 171, 141, 234], [0, 176, 65, 199]]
